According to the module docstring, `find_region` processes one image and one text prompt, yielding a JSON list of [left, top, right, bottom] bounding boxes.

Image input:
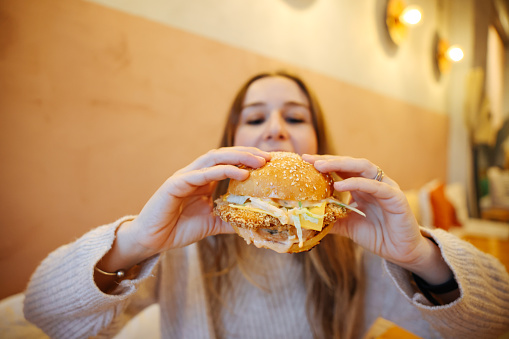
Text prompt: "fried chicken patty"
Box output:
[[214, 201, 346, 242]]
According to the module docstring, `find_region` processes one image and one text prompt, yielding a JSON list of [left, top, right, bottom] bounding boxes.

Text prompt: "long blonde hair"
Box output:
[[203, 71, 365, 339]]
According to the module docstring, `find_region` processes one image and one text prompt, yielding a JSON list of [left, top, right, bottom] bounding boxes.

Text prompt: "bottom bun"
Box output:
[[230, 222, 334, 254]]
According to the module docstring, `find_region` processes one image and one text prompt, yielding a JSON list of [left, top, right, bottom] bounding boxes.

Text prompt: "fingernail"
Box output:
[[255, 156, 267, 164]]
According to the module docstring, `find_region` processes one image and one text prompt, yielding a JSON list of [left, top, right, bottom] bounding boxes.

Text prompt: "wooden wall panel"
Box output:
[[0, 0, 448, 299]]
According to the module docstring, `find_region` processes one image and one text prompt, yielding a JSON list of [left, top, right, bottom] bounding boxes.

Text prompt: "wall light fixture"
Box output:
[[434, 33, 464, 76], [385, 0, 423, 45]]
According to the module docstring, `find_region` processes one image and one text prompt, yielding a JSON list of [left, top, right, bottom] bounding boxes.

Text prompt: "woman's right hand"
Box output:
[[98, 147, 270, 275]]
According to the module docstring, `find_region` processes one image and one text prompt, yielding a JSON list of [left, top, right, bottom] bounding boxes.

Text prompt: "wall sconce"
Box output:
[[385, 0, 423, 45], [434, 33, 464, 76]]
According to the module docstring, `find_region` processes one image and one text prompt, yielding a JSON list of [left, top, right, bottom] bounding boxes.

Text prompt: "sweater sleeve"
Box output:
[[384, 227, 509, 339], [23, 216, 160, 339]]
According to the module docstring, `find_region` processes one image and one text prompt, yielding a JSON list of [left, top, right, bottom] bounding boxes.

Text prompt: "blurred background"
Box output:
[[0, 0, 508, 301]]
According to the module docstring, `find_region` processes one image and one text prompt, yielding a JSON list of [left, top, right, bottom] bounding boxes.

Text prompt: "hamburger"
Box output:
[[214, 152, 364, 253]]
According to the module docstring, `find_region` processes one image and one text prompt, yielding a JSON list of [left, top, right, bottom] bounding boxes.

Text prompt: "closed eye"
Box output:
[[286, 117, 305, 124], [247, 118, 265, 125]]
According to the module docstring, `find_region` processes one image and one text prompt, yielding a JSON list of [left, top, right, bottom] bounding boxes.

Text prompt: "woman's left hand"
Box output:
[[303, 154, 452, 285]]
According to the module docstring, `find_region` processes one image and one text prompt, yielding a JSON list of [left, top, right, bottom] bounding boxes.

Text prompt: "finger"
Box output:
[[170, 165, 250, 198], [334, 177, 392, 199], [330, 219, 353, 238], [301, 153, 335, 162], [187, 182, 216, 197], [214, 217, 236, 235], [181, 147, 271, 173], [304, 154, 399, 188], [304, 155, 377, 179], [334, 178, 406, 213]]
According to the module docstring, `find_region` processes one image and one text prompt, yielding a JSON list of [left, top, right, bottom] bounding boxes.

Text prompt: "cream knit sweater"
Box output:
[[24, 216, 509, 339]]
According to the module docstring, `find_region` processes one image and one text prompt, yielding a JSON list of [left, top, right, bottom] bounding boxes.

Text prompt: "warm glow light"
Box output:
[[399, 6, 422, 25], [447, 46, 464, 62], [386, 0, 424, 45]]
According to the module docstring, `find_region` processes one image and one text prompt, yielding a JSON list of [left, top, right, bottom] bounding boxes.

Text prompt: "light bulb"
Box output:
[[399, 6, 422, 25], [447, 46, 464, 62]]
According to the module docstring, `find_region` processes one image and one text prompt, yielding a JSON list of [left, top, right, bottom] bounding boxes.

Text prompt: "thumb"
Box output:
[[214, 216, 236, 235], [330, 220, 351, 238]]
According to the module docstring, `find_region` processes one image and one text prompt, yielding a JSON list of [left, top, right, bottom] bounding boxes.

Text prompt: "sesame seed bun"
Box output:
[[228, 152, 334, 200], [214, 152, 346, 253]]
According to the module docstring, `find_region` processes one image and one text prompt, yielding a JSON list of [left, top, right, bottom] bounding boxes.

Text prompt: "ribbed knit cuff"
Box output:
[[23, 216, 160, 338], [383, 227, 509, 338], [383, 227, 461, 308]]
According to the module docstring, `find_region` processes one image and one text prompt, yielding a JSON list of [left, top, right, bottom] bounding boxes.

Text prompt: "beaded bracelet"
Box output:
[[94, 266, 126, 279], [412, 273, 458, 305]]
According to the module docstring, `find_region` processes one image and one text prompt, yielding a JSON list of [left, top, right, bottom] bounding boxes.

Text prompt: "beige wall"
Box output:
[[84, 0, 450, 114], [0, 0, 448, 299], [85, 0, 483, 216]]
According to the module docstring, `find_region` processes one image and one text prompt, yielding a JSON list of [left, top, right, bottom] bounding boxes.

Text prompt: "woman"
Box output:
[[24, 72, 509, 339]]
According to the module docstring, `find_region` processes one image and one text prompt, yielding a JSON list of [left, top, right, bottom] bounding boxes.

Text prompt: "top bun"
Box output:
[[228, 152, 334, 201]]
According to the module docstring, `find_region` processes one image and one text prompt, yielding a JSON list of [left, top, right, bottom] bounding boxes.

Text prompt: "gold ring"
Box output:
[[373, 167, 384, 182]]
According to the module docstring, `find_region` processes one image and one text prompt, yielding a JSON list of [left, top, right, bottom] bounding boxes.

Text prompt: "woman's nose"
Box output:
[[264, 111, 289, 141]]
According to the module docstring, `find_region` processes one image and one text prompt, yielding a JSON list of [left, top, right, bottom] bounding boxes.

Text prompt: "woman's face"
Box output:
[[234, 76, 318, 155]]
